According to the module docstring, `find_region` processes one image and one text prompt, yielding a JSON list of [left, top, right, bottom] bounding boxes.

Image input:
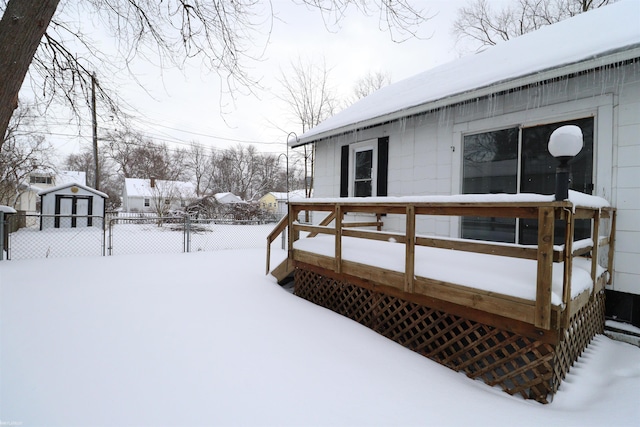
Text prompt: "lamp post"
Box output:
[[548, 125, 583, 201], [278, 132, 298, 249], [285, 132, 298, 197]]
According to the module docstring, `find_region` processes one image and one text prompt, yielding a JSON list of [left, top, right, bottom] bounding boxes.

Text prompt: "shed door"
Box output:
[[56, 197, 73, 228], [75, 198, 89, 227], [54, 195, 94, 228]]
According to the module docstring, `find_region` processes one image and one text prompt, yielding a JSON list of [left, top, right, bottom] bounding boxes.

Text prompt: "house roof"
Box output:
[[268, 190, 307, 201], [58, 170, 87, 186], [37, 182, 108, 198], [124, 178, 196, 198], [213, 192, 245, 203], [293, 0, 640, 146]]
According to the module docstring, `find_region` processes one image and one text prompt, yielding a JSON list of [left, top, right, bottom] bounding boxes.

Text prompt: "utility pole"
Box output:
[[91, 72, 99, 190]]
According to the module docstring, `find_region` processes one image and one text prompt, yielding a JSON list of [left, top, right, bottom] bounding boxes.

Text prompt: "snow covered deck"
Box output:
[[266, 193, 616, 402], [273, 193, 614, 331]]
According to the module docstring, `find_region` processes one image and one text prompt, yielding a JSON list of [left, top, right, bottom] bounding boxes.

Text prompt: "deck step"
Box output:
[[271, 258, 295, 285]]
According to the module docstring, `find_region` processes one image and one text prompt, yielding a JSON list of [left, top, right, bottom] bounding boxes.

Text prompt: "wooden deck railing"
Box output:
[[272, 198, 615, 331]]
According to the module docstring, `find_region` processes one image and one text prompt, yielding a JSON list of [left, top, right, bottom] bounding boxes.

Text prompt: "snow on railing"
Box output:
[[278, 196, 615, 330]]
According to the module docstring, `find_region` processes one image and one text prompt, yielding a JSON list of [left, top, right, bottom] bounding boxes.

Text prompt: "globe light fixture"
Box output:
[[548, 125, 583, 201]]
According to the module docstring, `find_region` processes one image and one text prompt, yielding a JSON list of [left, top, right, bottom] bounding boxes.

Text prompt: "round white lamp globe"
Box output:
[[548, 125, 583, 158]]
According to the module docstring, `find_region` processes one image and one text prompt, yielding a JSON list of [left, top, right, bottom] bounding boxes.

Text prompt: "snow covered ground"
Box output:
[[1, 246, 639, 426]]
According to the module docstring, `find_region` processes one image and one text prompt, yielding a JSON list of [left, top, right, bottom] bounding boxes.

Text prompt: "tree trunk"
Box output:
[[0, 0, 60, 150]]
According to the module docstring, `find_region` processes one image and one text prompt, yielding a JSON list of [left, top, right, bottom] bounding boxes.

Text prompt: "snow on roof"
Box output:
[[214, 192, 243, 203], [294, 0, 640, 146], [0, 205, 17, 214], [57, 170, 87, 186], [37, 182, 109, 198], [268, 190, 307, 201], [124, 178, 196, 199]]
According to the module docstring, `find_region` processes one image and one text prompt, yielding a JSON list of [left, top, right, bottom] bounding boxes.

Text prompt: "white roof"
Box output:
[[0, 205, 17, 214], [37, 182, 108, 198], [57, 170, 87, 186], [213, 192, 244, 203], [124, 178, 196, 199], [294, 0, 640, 145], [268, 190, 307, 201]]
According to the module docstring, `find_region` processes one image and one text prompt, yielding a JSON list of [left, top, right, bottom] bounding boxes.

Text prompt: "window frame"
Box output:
[[348, 139, 378, 198], [460, 117, 595, 244]]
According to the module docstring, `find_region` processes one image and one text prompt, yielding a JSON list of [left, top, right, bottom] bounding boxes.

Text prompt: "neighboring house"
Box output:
[[291, 3, 640, 325], [15, 170, 87, 214], [184, 192, 244, 219], [213, 192, 244, 204], [260, 190, 306, 216], [122, 177, 197, 213], [38, 183, 108, 229]]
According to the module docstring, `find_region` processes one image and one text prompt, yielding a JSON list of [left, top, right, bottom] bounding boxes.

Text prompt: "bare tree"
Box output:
[[64, 145, 122, 210], [0, 1, 59, 152], [212, 144, 260, 201], [149, 180, 176, 218], [453, 0, 615, 53], [348, 70, 392, 105], [278, 55, 339, 200], [105, 129, 185, 181], [186, 141, 213, 197], [205, 144, 288, 201], [0, 102, 55, 208], [0, 0, 430, 151]]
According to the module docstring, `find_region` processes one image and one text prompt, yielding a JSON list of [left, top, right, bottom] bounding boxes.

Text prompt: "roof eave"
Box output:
[[291, 46, 640, 147]]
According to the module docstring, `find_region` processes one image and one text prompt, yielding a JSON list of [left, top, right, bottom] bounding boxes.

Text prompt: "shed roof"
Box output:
[[0, 205, 17, 214], [293, 0, 640, 146], [37, 182, 109, 198]]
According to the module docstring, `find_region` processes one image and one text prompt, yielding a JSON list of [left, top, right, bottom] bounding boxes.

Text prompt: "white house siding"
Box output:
[[312, 61, 640, 296], [613, 63, 640, 294]]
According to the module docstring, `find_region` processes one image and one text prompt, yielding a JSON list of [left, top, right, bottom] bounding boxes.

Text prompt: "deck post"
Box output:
[[607, 209, 616, 285], [288, 206, 295, 259], [405, 205, 415, 293], [562, 207, 575, 328], [535, 206, 554, 329], [335, 204, 343, 274], [591, 210, 601, 293]]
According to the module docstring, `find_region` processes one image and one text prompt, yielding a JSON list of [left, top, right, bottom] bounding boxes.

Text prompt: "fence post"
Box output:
[[185, 216, 191, 253], [108, 218, 113, 256]]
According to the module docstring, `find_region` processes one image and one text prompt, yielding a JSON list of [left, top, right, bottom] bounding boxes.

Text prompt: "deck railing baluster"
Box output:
[[405, 205, 415, 293]]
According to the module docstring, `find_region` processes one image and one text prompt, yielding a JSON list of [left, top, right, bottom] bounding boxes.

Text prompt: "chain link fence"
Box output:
[[1, 212, 278, 261], [4, 213, 105, 260]]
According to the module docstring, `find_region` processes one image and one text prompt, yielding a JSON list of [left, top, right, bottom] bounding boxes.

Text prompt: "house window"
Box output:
[[30, 175, 53, 184], [340, 137, 389, 198], [144, 198, 150, 207], [165, 199, 170, 205], [354, 148, 374, 197], [462, 117, 594, 244], [180, 199, 186, 207]]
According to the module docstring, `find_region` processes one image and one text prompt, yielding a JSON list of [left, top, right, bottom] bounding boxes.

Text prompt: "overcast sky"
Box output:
[[21, 0, 481, 162]]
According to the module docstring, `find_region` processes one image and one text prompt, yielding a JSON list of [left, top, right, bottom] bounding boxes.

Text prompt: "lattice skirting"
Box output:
[[294, 268, 605, 403]]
